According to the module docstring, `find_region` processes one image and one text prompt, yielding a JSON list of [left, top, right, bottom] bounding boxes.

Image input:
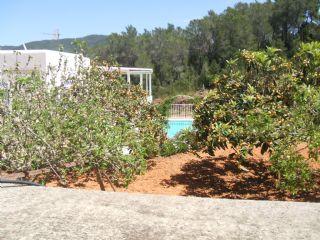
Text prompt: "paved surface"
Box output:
[[0, 185, 319, 240]]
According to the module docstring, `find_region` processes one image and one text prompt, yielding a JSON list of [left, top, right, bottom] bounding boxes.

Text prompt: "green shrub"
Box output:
[[156, 96, 176, 117], [174, 128, 199, 151], [0, 59, 165, 186], [194, 42, 320, 193], [270, 147, 313, 194], [160, 129, 199, 157], [294, 41, 320, 86], [160, 139, 178, 157]]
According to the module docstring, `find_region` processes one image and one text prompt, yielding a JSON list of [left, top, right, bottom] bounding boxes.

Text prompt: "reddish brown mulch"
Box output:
[[44, 148, 320, 202]]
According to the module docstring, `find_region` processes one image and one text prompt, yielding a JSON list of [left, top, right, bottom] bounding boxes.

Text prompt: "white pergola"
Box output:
[[109, 67, 153, 102]]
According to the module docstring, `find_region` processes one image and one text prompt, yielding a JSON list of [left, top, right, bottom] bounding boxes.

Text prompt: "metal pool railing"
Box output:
[[169, 104, 194, 118]]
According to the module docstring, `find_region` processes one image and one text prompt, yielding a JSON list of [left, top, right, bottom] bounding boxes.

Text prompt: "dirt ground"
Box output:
[[46, 148, 320, 202]]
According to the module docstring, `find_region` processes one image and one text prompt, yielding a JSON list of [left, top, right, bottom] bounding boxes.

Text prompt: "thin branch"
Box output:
[[17, 120, 63, 182], [102, 171, 116, 192], [94, 166, 105, 191]]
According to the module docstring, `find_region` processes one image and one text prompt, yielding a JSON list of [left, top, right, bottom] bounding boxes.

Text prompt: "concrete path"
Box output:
[[0, 185, 319, 240]]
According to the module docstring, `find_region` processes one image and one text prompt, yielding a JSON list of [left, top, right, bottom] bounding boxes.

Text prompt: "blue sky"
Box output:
[[0, 0, 259, 45]]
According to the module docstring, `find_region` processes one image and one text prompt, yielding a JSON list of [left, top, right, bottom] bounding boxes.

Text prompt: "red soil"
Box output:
[[45, 148, 320, 202]]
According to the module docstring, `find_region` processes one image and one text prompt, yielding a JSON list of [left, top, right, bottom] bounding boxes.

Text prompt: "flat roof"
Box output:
[[109, 66, 153, 74], [0, 49, 58, 53], [0, 51, 151, 74], [0, 49, 85, 57]]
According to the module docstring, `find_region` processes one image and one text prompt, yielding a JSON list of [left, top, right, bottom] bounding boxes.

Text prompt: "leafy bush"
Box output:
[[156, 96, 176, 117], [294, 41, 320, 86], [194, 42, 320, 193], [0, 59, 165, 186], [174, 128, 199, 151], [270, 147, 313, 194], [160, 139, 178, 157], [160, 129, 199, 157]]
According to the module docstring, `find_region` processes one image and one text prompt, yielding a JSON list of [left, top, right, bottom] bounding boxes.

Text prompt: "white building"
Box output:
[[0, 50, 153, 102], [0, 50, 90, 87]]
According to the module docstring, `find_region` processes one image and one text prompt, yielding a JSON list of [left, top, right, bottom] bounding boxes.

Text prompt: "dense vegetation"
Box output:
[[2, 0, 318, 98], [90, 0, 319, 97], [0, 59, 165, 187], [0, 0, 319, 194], [194, 42, 320, 194]]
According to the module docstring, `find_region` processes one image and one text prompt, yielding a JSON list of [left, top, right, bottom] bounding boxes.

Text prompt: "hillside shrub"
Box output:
[[194, 42, 320, 194], [0, 59, 165, 186], [160, 129, 199, 157]]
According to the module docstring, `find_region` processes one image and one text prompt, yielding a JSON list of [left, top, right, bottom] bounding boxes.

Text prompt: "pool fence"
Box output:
[[169, 104, 194, 118]]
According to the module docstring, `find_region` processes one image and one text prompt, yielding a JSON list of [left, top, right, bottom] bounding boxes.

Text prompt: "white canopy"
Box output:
[[109, 66, 153, 102]]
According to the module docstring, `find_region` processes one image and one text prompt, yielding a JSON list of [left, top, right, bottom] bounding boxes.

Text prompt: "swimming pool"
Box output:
[[166, 119, 193, 138]]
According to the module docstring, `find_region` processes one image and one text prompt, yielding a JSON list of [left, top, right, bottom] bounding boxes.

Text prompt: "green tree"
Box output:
[[194, 42, 320, 193], [89, 0, 320, 98], [95, 25, 139, 66], [270, 0, 320, 53], [147, 24, 189, 87], [0, 59, 165, 187]]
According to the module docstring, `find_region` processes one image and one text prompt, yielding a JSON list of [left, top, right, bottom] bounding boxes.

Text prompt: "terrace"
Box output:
[[1, 186, 319, 239]]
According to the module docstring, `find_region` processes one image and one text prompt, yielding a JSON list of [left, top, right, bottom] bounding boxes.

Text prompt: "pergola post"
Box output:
[[127, 72, 131, 84], [146, 74, 149, 93], [149, 74, 152, 96], [140, 73, 143, 87]]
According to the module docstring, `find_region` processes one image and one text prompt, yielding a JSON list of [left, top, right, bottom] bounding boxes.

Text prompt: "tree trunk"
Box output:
[[94, 167, 105, 191]]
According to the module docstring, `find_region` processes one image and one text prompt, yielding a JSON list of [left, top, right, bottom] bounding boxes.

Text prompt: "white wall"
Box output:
[[0, 50, 90, 87]]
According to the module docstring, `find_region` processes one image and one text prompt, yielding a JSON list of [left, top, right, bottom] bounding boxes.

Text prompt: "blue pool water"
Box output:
[[167, 119, 193, 138]]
